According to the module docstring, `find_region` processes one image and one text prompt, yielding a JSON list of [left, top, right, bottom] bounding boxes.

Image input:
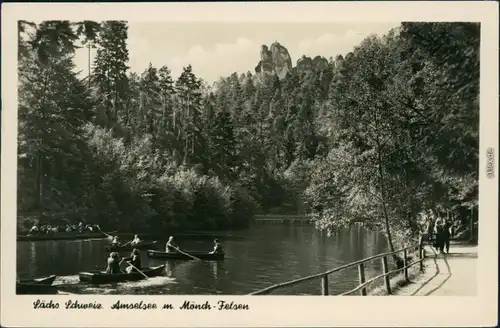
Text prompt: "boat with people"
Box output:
[[147, 250, 225, 261], [104, 240, 159, 252], [16, 275, 59, 294], [17, 231, 117, 242], [78, 265, 166, 284]]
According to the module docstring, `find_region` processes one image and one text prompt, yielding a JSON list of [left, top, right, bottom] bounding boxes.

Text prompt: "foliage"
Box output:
[[17, 21, 478, 241]]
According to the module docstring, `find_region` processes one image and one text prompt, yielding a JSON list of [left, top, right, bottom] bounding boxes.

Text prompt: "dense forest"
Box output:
[[17, 21, 479, 249]]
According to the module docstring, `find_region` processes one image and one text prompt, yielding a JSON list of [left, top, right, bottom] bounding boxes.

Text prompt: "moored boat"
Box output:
[[17, 231, 117, 242], [147, 250, 225, 261], [104, 240, 159, 252], [16, 275, 59, 294], [79, 265, 166, 284], [18, 274, 57, 286], [16, 283, 59, 294]]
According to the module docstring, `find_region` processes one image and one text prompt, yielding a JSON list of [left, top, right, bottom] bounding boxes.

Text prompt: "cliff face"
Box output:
[[254, 42, 292, 80], [254, 41, 343, 78], [296, 55, 329, 73], [270, 42, 292, 79], [313, 56, 328, 70]]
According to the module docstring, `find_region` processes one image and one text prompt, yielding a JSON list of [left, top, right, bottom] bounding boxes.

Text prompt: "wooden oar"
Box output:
[[122, 240, 132, 247], [97, 226, 114, 240], [126, 261, 149, 279], [174, 247, 201, 261]]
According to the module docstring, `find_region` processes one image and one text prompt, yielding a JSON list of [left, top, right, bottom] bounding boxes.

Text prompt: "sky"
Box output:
[[74, 22, 401, 84]]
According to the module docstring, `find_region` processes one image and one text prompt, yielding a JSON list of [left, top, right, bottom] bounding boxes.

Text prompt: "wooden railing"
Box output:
[[249, 235, 425, 296]]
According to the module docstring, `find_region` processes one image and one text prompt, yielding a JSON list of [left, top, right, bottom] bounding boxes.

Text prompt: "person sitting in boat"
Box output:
[[165, 236, 179, 253], [209, 239, 224, 254], [28, 224, 39, 235], [111, 236, 120, 246], [130, 234, 142, 246], [121, 249, 142, 274], [106, 252, 122, 274]]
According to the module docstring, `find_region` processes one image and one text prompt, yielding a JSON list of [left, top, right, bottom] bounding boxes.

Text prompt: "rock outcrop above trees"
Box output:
[[255, 42, 293, 80], [255, 42, 332, 78]]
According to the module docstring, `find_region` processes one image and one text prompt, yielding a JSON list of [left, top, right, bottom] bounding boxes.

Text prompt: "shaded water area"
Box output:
[[17, 224, 389, 295]]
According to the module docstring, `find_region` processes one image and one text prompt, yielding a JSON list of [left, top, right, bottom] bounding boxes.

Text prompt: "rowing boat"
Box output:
[[147, 250, 225, 261], [16, 275, 58, 294], [17, 231, 117, 242], [17, 283, 59, 294], [79, 265, 166, 284], [104, 240, 159, 252], [18, 274, 57, 285]]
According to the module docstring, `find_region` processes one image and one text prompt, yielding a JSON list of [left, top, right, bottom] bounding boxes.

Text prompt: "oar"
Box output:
[[126, 262, 149, 279], [97, 226, 114, 240], [174, 247, 201, 261]]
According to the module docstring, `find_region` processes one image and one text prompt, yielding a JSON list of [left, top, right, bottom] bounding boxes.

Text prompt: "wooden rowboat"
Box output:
[[18, 274, 57, 285], [16, 283, 59, 294], [17, 231, 117, 242], [104, 240, 159, 252], [79, 265, 166, 284], [16, 275, 58, 294], [147, 250, 225, 261]]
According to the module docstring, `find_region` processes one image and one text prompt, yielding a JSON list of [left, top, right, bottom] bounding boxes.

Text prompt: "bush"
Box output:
[[76, 125, 255, 232]]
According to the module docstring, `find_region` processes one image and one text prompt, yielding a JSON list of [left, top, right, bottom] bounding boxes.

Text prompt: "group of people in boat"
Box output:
[[165, 236, 224, 254], [28, 222, 100, 235], [104, 236, 224, 275], [106, 249, 142, 274], [111, 234, 142, 247]]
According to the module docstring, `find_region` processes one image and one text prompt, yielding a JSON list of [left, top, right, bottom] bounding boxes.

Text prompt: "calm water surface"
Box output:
[[17, 224, 389, 295]]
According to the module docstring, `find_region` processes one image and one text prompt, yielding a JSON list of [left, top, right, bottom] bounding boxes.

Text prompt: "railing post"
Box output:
[[321, 275, 329, 296], [418, 235, 424, 272], [403, 249, 408, 281], [358, 263, 367, 296], [381, 256, 391, 295]]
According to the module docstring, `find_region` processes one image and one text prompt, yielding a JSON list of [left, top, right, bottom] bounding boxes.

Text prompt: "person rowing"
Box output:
[[120, 249, 142, 273], [105, 252, 122, 274], [209, 238, 224, 254], [165, 236, 179, 253], [28, 224, 39, 235], [111, 236, 120, 246], [130, 234, 142, 246]]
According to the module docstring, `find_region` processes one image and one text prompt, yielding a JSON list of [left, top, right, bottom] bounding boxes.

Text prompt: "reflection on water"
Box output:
[[17, 225, 388, 295]]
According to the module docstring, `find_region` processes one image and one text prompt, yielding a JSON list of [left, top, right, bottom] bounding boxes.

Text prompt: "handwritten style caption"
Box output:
[[33, 299, 249, 311]]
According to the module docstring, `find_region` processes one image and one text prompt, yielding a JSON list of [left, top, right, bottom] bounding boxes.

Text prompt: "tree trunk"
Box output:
[[375, 140, 397, 259]]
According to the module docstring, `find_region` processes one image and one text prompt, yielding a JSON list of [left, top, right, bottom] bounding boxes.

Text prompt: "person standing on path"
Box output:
[[433, 218, 445, 254], [443, 219, 452, 254]]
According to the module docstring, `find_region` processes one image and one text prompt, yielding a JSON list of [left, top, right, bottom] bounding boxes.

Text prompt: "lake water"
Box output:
[[17, 224, 390, 295]]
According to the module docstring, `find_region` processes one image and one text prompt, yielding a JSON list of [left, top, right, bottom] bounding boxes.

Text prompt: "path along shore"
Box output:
[[394, 241, 477, 296]]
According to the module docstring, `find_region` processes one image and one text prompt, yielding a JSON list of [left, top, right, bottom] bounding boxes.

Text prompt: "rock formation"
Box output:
[[254, 42, 292, 80], [296, 55, 329, 73], [296, 55, 313, 73], [334, 54, 344, 69], [312, 56, 328, 71], [254, 41, 342, 78]]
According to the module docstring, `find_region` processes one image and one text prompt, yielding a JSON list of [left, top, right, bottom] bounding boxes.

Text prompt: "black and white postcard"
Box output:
[[1, 1, 498, 327]]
